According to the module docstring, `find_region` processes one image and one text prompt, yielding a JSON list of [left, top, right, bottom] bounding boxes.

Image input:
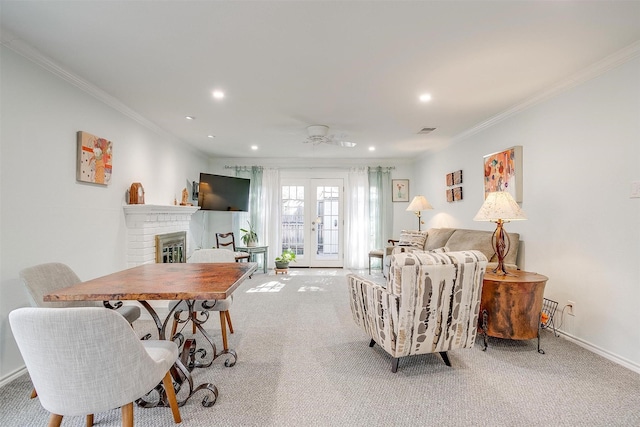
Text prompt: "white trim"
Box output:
[[0, 30, 186, 148], [453, 40, 640, 143], [0, 366, 28, 389], [557, 329, 640, 375]]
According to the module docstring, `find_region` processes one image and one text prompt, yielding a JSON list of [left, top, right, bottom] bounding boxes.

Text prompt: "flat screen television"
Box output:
[[197, 173, 250, 211]]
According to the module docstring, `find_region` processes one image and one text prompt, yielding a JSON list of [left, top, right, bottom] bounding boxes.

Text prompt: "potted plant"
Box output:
[[275, 248, 296, 269], [240, 221, 258, 247]]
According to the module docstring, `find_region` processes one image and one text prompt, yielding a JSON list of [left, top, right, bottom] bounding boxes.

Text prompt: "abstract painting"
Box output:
[[77, 131, 112, 185], [482, 146, 522, 201]]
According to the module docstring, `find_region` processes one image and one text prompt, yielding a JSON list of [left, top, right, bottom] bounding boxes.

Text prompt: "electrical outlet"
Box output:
[[567, 300, 575, 316]]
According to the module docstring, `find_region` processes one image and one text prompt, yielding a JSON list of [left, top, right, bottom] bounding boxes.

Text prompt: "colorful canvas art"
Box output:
[[482, 146, 522, 201], [77, 131, 113, 185]]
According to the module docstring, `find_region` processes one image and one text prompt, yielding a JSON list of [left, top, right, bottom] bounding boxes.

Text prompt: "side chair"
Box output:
[[19, 262, 142, 399], [215, 232, 251, 262], [169, 248, 236, 350], [9, 306, 181, 427]]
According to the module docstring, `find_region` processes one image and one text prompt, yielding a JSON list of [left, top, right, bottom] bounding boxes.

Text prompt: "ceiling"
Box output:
[[2, 1, 639, 159]]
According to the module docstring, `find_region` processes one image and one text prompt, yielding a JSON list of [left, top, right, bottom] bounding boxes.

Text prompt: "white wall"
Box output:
[[411, 56, 640, 370], [0, 47, 209, 380]]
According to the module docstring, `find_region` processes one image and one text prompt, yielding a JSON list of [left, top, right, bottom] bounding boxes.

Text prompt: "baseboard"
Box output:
[[558, 329, 640, 375], [0, 366, 28, 388]]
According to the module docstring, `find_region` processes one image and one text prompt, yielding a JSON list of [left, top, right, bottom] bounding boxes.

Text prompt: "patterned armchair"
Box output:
[[347, 250, 487, 372]]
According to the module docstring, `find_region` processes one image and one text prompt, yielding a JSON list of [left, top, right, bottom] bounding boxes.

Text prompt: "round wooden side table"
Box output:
[[479, 269, 549, 353]]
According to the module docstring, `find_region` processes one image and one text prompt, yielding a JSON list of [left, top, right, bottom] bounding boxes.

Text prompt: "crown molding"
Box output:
[[1, 30, 188, 148], [453, 39, 640, 143]]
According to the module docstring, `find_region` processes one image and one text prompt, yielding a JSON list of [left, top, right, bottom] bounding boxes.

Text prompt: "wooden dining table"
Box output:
[[44, 261, 257, 408]]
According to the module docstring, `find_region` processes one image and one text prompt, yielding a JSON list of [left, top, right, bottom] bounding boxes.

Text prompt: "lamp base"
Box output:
[[491, 220, 514, 276]]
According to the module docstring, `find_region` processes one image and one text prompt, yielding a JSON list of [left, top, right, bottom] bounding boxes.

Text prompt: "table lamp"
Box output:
[[473, 191, 526, 275], [406, 195, 433, 231]]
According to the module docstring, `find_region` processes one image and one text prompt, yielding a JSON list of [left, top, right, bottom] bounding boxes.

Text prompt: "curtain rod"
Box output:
[[224, 165, 395, 171]]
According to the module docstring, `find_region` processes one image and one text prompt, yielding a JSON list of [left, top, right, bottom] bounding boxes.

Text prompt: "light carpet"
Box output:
[[2, 269, 639, 426]]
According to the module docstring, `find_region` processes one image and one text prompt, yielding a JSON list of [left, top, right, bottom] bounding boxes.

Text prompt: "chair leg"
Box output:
[[162, 371, 182, 423], [47, 414, 63, 427], [170, 316, 178, 339], [439, 351, 452, 367], [225, 311, 234, 334], [30, 387, 37, 398], [121, 402, 134, 427], [369, 339, 376, 347], [368, 256, 372, 275], [86, 414, 94, 426], [219, 311, 229, 351], [391, 357, 399, 373]]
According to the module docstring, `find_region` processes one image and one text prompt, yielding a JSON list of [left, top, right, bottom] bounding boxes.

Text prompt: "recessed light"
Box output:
[[251, 145, 258, 150], [207, 135, 215, 139], [212, 90, 225, 99], [369, 146, 375, 151], [419, 93, 432, 102], [185, 116, 195, 120]]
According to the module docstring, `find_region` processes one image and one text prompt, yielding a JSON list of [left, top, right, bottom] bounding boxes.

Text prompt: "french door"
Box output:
[[281, 178, 344, 267]]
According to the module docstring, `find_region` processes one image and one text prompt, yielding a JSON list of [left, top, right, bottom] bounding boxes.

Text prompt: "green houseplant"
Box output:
[[240, 221, 258, 247], [275, 248, 296, 269]]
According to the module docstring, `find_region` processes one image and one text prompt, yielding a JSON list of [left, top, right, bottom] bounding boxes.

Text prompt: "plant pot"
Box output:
[[275, 261, 289, 269], [247, 240, 257, 248]]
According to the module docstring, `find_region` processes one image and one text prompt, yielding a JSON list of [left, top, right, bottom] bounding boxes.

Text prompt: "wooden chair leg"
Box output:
[[219, 311, 229, 351], [86, 414, 94, 426], [170, 316, 178, 339], [47, 414, 63, 427], [225, 311, 234, 334], [30, 387, 37, 398], [162, 371, 182, 423], [121, 402, 134, 427]]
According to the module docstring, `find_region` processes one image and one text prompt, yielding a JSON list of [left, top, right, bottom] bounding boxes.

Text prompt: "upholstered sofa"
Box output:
[[348, 250, 488, 372], [384, 227, 521, 276]]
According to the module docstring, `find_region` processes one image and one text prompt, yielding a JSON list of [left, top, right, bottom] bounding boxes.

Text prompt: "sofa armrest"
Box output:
[[347, 274, 399, 355]]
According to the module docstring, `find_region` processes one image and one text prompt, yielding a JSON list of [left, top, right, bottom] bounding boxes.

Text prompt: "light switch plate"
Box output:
[[631, 181, 640, 198]]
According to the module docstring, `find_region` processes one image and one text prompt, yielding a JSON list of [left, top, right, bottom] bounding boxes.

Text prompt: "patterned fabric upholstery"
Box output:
[[347, 250, 487, 367], [397, 229, 428, 248]]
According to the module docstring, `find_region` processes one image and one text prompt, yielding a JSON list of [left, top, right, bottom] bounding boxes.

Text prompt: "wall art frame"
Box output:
[[77, 131, 113, 185], [392, 179, 409, 202], [482, 146, 522, 202]]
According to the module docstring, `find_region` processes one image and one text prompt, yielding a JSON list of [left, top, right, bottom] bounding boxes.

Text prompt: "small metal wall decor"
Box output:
[[445, 170, 463, 202]]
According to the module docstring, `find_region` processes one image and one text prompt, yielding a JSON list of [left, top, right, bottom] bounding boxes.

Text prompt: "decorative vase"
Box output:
[[248, 240, 257, 248]]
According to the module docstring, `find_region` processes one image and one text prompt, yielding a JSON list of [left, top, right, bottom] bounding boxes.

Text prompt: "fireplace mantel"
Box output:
[[123, 204, 200, 216]]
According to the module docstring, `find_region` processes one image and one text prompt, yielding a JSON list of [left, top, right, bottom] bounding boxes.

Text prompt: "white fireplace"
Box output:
[[123, 205, 200, 268]]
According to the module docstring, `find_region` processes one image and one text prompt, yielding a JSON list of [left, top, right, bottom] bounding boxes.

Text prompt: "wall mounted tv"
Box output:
[[197, 173, 250, 211]]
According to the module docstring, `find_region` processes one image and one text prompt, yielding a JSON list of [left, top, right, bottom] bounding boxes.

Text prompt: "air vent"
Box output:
[[418, 127, 436, 134]]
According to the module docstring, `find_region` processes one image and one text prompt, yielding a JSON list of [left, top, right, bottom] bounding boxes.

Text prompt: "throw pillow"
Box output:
[[397, 230, 427, 249]]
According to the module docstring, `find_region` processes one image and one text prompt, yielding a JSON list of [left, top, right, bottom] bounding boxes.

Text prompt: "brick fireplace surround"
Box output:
[[123, 204, 200, 268]]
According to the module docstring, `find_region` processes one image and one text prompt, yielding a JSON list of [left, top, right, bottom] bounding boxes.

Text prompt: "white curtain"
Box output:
[[261, 168, 280, 269], [344, 167, 370, 269], [369, 167, 393, 250]]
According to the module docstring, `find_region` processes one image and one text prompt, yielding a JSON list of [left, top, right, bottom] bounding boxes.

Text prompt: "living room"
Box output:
[[1, 1, 639, 425]]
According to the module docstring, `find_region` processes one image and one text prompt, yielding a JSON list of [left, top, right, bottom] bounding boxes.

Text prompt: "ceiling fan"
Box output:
[[303, 125, 356, 148]]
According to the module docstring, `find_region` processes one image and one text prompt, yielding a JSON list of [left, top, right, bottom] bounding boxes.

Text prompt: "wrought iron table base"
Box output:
[[135, 300, 237, 408]]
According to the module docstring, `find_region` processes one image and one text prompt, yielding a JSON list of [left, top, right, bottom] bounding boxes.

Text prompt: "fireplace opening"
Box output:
[[155, 232, 186, 263]]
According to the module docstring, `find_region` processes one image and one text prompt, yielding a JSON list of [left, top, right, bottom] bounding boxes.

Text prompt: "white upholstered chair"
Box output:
[[9, 306, 181, 427], [19, 262, 140, 324], [348, 250, 487, 372], [169, 248, 235, 350]]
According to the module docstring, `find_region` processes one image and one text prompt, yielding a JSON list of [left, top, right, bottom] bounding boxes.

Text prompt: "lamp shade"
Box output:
[[474, 191, 526, 222], [406, 195, 433, 212]]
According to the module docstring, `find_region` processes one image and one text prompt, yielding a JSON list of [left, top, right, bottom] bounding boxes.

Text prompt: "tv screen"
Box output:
[[198, 173, 250, 211]]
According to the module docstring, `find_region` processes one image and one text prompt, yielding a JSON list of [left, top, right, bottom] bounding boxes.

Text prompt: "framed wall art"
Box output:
[[77, 131, 113, 185], [392, 179, 409, 202], [482, 146, 522, 202]]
